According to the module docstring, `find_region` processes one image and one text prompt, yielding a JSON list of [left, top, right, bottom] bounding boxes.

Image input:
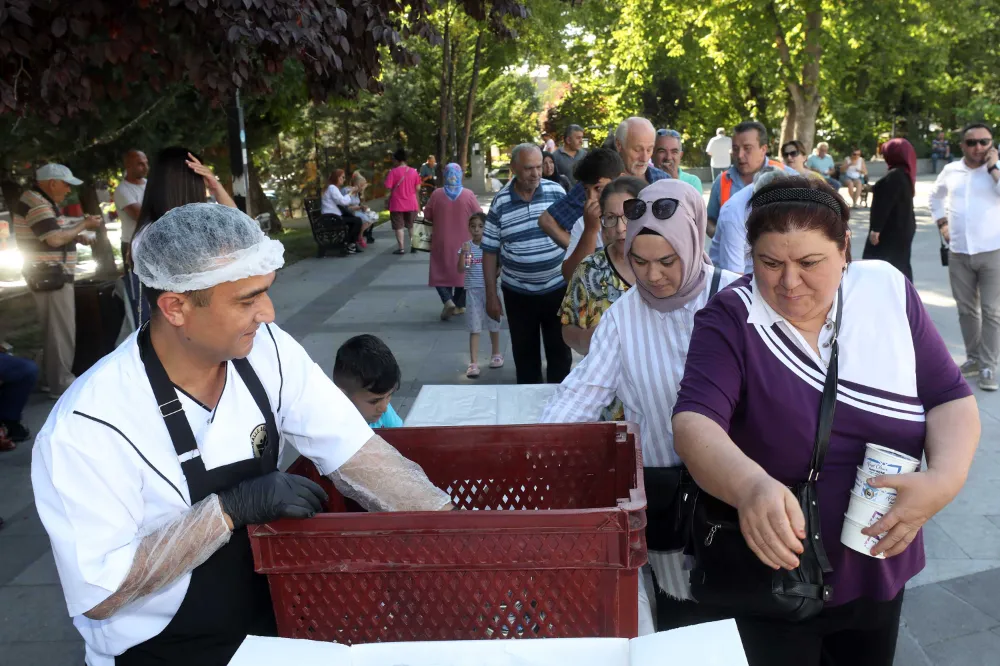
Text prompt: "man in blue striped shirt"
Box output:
[[483, 144, 573, 384]]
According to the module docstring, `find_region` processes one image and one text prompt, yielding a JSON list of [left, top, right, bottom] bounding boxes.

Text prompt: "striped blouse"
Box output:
[[541, 268, 740, 598]]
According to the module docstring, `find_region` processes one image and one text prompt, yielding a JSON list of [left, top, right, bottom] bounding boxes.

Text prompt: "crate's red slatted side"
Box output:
[[381, 423, 622, 511], [251, 508, 631, 573], [269, 568, 615, 643], [253, 423, 646, 641]]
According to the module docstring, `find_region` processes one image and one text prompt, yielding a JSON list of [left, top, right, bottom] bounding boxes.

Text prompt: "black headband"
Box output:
[[751, 187, 844, 218]]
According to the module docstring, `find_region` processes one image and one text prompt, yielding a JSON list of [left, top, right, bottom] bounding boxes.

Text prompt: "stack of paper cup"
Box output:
[[841, 444, 920, 559]]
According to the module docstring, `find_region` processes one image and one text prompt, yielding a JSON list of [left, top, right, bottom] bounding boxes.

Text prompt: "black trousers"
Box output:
[[341, 211, 363, 246], [501, 285, 572, 384], [655, 587, 904, 666]]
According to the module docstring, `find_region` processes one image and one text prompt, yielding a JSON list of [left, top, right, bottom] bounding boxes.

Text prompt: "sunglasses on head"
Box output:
[[782, 150, 799, 158], [622, 197, 680, 221], [965, 138, 992, 147]]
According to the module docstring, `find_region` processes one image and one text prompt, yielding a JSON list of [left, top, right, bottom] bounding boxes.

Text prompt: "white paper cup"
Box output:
[[841, 515, 886, 559], [862, 443, 919, 476], [845, 493, 888, 527], [852, 467, 897, 508]]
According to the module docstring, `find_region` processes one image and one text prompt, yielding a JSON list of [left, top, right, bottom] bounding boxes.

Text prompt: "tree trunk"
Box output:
[[436, 10, 451, 186], [248, 160, 281, 233], [342, 107, 351, 174], [796, 95, 821, 155], [80, 181, 117, 278], [458, 31, 484, 174], [769, 1, 823, 154], [0, 173, 21, 218], [447, 36, 459, 164], [781, 95, 798, 147]]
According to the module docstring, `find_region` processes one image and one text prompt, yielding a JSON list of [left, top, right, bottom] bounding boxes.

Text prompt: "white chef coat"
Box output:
[[32, 323, 373, 666]]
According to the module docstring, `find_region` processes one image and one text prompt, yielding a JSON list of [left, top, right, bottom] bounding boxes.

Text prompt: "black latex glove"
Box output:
[[218, 472, 329, 529]]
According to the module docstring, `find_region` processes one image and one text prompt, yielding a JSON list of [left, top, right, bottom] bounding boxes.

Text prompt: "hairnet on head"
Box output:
[[133, 203, 285, 292]]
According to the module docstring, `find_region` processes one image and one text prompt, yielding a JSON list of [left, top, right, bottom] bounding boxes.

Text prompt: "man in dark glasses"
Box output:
[[930, 122, 1000, 392]]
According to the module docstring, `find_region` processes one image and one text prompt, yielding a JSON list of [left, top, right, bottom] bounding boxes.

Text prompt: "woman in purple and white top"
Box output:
[[673, 177, 979, 666]]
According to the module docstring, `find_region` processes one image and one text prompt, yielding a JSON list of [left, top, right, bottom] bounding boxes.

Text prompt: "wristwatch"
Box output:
[[989, 164, 999, 173]]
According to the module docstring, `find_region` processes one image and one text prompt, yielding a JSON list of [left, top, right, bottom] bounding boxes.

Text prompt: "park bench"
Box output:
[[304, 198, 349, 258]]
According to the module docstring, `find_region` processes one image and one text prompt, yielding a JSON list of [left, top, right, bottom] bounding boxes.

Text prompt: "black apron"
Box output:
[[117, 326, 280, 665]]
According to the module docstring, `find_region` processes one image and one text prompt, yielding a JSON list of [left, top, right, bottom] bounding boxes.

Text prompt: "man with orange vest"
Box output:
[[707, 121, 787, 237]]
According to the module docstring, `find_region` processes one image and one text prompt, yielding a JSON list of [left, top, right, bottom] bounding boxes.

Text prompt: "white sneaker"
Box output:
[[979, 368, 998, 391]]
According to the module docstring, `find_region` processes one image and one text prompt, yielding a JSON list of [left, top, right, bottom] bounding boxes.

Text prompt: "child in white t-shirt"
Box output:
[[457, 213, 503, 378]]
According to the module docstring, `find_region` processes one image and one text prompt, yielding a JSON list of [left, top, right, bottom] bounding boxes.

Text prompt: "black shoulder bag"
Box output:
[[642, 265, 723, 552], [24, 247, 70, 292], [685, 286, 842, 622]]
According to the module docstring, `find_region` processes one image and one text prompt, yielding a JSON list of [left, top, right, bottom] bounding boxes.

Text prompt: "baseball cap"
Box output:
[[35, 164, 83, 186]]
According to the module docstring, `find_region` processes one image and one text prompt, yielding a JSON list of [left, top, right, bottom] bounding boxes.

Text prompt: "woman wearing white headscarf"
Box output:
[[541, 179, 740, 631]]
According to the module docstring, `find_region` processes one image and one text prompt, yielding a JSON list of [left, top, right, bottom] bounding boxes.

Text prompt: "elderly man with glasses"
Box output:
[[931, 122, 1000, 391], [653, 129, 704, 193]]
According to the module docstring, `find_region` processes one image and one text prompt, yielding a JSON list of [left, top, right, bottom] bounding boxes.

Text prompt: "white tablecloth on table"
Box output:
[[403, 384, 559, 426], [229, 620, 748, 665]]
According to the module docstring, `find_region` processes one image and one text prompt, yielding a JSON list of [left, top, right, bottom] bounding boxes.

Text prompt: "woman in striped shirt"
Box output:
[[541, 179, 740, 628]]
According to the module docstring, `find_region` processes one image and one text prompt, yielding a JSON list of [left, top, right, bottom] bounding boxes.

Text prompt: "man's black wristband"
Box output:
[[989, 164, 999, 173]]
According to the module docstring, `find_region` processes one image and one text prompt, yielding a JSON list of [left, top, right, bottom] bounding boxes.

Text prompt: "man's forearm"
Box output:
[[329, 435, 452, 512], [538, 213, 570, 249], [562, 229, 599, 282], [44, 221, 89, 248], [84, 495, 232, 620], [483, 252, 499, 295]]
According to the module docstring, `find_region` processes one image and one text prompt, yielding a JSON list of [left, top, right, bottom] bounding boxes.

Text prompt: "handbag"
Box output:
[[411, 219, 433, 252], [643, 266, 724, 552], [24, 248, 70, 292], [685, 286, 842, 622]]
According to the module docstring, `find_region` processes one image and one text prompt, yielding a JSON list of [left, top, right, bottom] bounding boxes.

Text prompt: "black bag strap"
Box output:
[[708, 265, 722, 299], [808, 285, 843, 480]]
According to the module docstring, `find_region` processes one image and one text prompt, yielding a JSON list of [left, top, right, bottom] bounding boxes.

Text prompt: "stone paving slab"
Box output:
[[1, 182, 999, 664]]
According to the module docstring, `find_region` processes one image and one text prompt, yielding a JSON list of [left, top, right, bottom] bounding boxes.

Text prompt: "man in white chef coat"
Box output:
[[32, 203, 452, 666]]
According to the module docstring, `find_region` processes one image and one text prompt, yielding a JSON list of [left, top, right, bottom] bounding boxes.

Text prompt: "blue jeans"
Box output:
[[436, 286, 466, 308], [931, 153, 949, 174], [0, 354, 38, 422]]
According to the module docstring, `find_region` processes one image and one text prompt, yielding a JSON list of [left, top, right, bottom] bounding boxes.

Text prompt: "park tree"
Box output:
[[0, 0, 527, 201]]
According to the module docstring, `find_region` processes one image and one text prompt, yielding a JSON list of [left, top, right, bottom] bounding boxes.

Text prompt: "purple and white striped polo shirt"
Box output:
[[674, 260, 971, 606]]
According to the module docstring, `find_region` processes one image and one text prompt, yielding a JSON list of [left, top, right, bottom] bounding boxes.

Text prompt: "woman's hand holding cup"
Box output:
[[735, 472, 806, 571], [862, 470, 960, 557]]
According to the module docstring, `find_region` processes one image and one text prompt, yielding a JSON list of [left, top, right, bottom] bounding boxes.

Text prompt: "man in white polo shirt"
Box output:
[[32, 204, 451, 666], [932, 122, 1000, 391]]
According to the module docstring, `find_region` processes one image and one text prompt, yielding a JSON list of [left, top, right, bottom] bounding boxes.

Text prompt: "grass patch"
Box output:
[[275, 213, 390, 267], [0, 292, 43, 360]]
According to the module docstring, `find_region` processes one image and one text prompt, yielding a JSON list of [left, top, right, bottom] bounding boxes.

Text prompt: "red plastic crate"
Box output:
[[249, 422, 648, 644]]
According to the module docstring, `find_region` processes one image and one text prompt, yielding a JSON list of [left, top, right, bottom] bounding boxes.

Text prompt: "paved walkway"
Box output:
[[2, 179, 1000, 664]]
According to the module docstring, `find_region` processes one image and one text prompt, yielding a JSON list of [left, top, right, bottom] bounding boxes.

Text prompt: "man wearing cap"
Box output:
[[32, 203, 453, 666], [13, 164, 103, 396]]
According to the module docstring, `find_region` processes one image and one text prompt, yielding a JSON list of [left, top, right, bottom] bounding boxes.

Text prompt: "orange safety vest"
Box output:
[[719, 159, 785, 207]]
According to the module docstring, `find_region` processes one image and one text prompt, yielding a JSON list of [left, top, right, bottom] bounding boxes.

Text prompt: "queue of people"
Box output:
[[9, 116, 997, 666]]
